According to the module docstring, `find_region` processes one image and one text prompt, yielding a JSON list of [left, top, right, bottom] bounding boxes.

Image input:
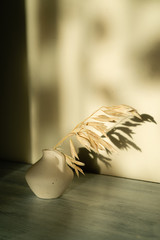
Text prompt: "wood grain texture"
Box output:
[[0, 161, 160, 240]]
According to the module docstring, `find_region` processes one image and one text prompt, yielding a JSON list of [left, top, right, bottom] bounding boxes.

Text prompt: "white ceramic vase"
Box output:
[[25, 149, 74, 199]]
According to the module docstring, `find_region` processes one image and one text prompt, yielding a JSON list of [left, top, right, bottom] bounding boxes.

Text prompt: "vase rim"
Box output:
[[42, 149, 64, 157]]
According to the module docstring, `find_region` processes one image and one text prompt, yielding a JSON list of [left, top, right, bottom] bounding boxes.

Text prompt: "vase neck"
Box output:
[[41, 149, 66, 172], [42, 149, 63, 159]]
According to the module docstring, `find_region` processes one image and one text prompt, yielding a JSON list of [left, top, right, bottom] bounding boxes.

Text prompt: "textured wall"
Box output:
[[25, 0, 160, 182]]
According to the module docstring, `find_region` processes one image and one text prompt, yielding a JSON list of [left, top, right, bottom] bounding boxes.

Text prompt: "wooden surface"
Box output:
[[0, 161, 160, 240]]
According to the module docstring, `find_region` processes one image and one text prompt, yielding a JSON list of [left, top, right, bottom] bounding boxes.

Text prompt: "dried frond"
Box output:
[[87, 134, 99, 153], [102, 104, 141, 119], [86, 121, 106, 128], [53, 104, 155, 177], [64, 154, 85, 177], [72, 159, 85, 166], [75, 168, 79, 177], [86, 122, 108, 137], [92, 115, 117, 122], [65, 155, 75, 168], [70, 139, 79, 160], [78, 131, 90, 140], [98, 137, 117, 153], [85, 129, 101, 141], [76, 133, 92, 151], [75, 166, 85, 176]]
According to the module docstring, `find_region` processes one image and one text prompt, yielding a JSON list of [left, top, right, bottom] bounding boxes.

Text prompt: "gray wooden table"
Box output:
[[0, 161, 160, 240]]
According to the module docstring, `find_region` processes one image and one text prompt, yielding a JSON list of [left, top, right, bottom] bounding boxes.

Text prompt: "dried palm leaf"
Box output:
[[85, 129, 101, 141], [86, 122, 108, 137], [64, 154, 85, 177], [53, 104, 155, 176], [93, 115, 117, 122], [76, 133, 92, 152], [87, 134, 99, 153], [69, 139, 79, 160]]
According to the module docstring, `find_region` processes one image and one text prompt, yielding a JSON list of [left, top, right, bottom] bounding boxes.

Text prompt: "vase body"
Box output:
[[25, 149, 74, 199]]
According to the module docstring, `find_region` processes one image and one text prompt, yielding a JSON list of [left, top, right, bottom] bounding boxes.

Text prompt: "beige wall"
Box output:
[[25, 0, 160, 182]]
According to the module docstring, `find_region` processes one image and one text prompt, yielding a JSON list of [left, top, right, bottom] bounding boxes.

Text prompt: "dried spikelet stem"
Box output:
[[53, 133, 75, 150], [52, 104, 144, 176], [64, 154, 85, 177], [76, 134, 92, 152], [70, 139, 79, 160]]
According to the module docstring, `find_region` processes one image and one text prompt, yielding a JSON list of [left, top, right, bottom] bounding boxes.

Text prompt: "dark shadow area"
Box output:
[[38, 0, 58, 45], [107, 130, 141, 151], [78, 113, 156, 173], [37, 85, 60, 127], [91, 17, 110, 42], [107, 113, 156, 152], [0, 160, 30, 180], [35, 83, 60, 150], [141, 41, 160, 79], [78, 148, 111, 174], [131, 113, 157, 124], [1, 1, 30, 162], [29, 0, 60, 151], [94, 84, 120, 102]]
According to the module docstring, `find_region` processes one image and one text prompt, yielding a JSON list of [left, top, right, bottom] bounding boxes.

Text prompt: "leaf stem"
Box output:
[[53, 133, 74, 149], [53, 106, 104, 149]]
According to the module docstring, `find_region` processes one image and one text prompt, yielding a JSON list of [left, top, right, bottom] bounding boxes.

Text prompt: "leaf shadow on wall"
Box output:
[[78, 113, 156, 174]]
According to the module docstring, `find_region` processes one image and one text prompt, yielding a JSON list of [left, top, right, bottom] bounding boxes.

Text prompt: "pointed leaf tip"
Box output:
[[70, 139, 79, 160]]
